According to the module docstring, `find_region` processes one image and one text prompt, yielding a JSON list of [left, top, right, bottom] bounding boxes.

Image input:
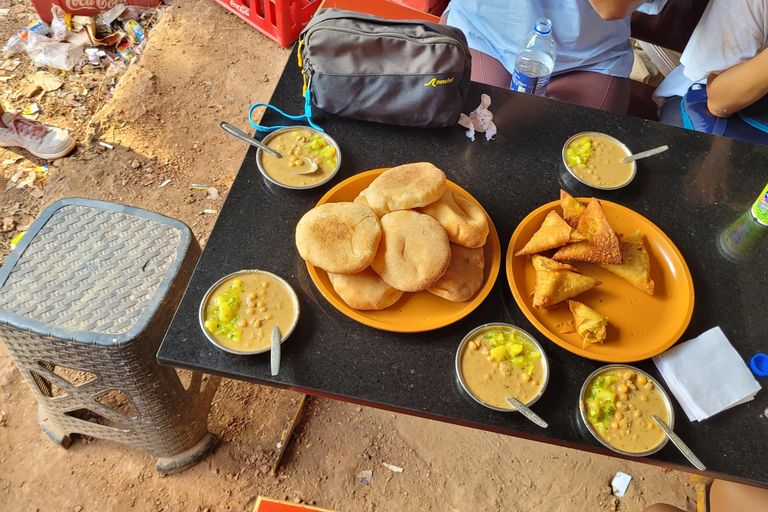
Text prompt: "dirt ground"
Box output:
[[0, 1, 698, 511]]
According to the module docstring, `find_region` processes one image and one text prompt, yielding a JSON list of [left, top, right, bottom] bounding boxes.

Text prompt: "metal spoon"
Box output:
[[622, 145, 669, 163], [652, 414, 706, 471], [218, 121, 318, 174], [506, 396, 548, 428], [271, 326, 281, 376]]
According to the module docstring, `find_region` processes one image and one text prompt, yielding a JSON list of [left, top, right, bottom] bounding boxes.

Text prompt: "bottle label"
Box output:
[[752, 183, 768, 226], [511, 69, 549, 95]]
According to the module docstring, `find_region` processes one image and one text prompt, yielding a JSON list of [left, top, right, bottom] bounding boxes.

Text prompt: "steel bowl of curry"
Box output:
[[256, 126, 341, 190], [199, 270, 300, 355], [455, 323, 550, 412], [562, 132, 636, 190], [579, 364, 674, 457]]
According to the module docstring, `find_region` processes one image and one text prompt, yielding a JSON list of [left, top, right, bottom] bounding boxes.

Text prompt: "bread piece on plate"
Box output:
[[366, 162, 446, 216], [560, 189, 585, 228], [354, 188, 372, 208], [568, 300, 608, 348], [296, 202, 382, 274], [419, 188, 489, 248], [515, 210, 585, 256], [371, 210, 451, 292], [599, 230, 655, 295], [552, 198, 622, 265], [328, 267, 404, 310], [531, 255, 602, 309], [427, 244, 485, 302]]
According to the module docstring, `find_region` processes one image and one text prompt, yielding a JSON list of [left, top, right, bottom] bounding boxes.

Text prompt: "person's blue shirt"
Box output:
[[446, 0, 667, 78]]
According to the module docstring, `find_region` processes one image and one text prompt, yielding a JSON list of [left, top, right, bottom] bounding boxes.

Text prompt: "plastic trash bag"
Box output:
[[26, 32, 83, 71]]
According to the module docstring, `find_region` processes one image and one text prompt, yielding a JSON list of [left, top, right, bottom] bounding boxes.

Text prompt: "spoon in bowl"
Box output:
[[271, 326, 281, 376], [622, 145, 669, 163], [506, 396, 548, 428], [652, 414, 706, 471], [218, 121, 318, 174]]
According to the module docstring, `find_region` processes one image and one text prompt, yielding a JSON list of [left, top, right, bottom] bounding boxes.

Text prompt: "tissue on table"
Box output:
[[652, 326, 761, 422], [458, 93, 496, 141]]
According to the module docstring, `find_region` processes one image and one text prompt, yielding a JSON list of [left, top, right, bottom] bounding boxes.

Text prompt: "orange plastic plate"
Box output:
[[506, 199, 694, 362], [306, 169, 501, 333]]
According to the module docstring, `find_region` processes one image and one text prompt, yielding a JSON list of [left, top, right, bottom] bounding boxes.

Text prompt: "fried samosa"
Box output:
[[531, 255, 602, 309], [515, 210, 585, 256], [599, 230, 655, 295], [560, 189, 585, 228], [568, 300, 608, 348], [552, 198, 622, 265]]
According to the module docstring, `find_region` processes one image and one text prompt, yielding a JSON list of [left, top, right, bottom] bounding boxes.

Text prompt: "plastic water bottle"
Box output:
[[718, 182, 768, 261], [511, 17, 556, 96]]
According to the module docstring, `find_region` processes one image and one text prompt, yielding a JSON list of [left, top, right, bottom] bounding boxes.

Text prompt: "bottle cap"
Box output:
[[749, 353, 768, 377]]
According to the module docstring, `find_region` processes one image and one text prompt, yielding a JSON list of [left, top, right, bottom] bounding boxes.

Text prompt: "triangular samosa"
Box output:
[[531, 255, 602, 309], [568, 300, 608, 348], [515, 210, 585, 256], [552, 198, 622, 265], [560, 189, 585, 228], [599, 230, 655, 295]]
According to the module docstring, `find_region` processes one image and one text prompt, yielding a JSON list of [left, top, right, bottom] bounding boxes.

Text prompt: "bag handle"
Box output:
[[248, 95, 324, 133]]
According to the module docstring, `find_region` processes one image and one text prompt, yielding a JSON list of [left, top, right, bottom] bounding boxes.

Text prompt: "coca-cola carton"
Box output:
[[31, 0, 161, 24]]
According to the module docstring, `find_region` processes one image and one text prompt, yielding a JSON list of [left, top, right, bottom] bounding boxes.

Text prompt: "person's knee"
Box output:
[[641, 504, 686, 512]]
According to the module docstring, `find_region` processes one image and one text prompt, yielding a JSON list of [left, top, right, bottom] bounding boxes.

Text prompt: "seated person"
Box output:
[[442, 0, 668, 114], [643, 479, 768, 512], [654, 0, 768, 130]]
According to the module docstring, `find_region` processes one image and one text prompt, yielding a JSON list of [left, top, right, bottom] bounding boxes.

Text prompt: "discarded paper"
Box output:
[[356, 469, 372, 485], [458, 93, 497, 142], [27, 71, 63, 92], [611, 471, 632, 497], [382, 462, 403, 473]]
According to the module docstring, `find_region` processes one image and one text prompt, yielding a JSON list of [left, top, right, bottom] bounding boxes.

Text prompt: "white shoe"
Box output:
[[0, 112, 76, 160]]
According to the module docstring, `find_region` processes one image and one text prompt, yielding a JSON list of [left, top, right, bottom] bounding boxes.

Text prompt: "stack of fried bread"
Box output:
[[515, 190, 655, 348], [296, 163, 490, 310]]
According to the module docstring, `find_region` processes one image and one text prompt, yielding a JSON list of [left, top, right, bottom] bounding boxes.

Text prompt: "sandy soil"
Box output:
[[0, 1, 697, 510]]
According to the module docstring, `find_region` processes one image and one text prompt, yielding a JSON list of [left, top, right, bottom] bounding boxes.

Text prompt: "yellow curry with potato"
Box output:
[[260, 129, 337, 188], [460, 328, 545, 408], [203, 273, 296, 352], [565, 135, 633, 188], [583, 368, 668, 453]]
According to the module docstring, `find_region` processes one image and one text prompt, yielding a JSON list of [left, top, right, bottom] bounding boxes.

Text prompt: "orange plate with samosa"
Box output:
[[306, 169, 501, 333], [506, 197, 694, 362]]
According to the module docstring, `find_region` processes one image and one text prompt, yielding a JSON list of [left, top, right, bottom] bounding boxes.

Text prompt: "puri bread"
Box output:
[[328, 267, 404, 310], [365, 162, 446, 215], [370, 210, 451, 292], [427, 244, 485, 302], [419, 188, 489, 248], [295, 202, 381, 274]]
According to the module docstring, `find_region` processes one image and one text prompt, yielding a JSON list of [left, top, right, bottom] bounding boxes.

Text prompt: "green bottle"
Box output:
[[719, 183, 768, 260]]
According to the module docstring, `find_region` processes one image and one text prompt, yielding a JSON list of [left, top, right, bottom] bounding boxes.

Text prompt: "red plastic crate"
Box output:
[[214, 0, 321, 47], [31, 0, 161, 24], [388, 0, 448, 15]]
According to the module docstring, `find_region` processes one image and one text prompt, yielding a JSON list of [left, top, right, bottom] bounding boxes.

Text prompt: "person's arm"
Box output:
[[706, 47, 768, 117], [588, 0, 652, 20]]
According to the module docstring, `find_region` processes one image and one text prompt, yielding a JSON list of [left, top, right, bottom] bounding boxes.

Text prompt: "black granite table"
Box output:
[[159, 59, 768, 488]]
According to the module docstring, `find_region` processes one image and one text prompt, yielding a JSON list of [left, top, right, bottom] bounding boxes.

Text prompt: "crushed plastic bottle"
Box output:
[[3, 20, 51, 55], [511, 17, 556, 96]]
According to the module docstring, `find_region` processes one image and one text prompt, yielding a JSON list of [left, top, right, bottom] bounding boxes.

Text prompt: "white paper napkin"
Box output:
[[652, 326, 762, 422]]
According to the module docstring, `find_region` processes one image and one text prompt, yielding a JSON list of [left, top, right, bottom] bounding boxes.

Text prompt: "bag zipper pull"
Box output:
[[296, 39, 304, 67]]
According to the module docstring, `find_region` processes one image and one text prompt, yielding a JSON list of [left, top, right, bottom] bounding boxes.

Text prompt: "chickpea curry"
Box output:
[[460, 328, 545, 409], [260, 129, 338, 188], [203, 273, 297, 353], [583, 368, 669, 453], [565, 135, 633, 189]]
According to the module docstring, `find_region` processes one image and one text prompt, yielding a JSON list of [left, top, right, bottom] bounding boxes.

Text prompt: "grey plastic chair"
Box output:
[[0, 198, 220, 474]]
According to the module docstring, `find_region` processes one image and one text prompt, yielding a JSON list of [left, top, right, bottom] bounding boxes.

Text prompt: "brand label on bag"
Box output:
[[424, 77, 455, 87]]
